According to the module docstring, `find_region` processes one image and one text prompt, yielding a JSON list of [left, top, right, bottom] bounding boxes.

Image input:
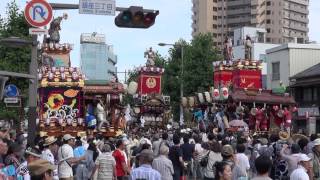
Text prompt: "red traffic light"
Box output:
[[115, 6, 159, 28]]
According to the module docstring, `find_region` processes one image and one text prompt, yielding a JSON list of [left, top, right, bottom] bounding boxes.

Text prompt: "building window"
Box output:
[[303, 88, 312, 102], [266, 38, 271, 42], [266, 1, 271, 6], [266, 10, 271, 15], [272, 62, 280, 80], [266, 19, 271, 24], [266, 28, 270, 33], [213, 16, 217, 20]]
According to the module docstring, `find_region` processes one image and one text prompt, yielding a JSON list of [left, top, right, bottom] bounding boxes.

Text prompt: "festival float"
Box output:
[[126, 48, 171, 129], [182, 36, 296, 134], [38, 14, 125, 137]]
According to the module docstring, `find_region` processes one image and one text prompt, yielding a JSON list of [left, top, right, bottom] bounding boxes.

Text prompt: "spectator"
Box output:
[[93, 144, 116, 180], [221, 144, 246, 180], [18, 147, 42, 180], [28, 159, 56, 180], [203, 142, 223, 180], [252, 155, 272, 180], [180, 134, 195, 177], [280, 143, 301, 175], [169, 134, 184, 180], [152, 134, 161, 157], [58, 134, 84, 180], [130, 149, 161, 180], [41, 136, 59, 180], [75, 142, 96, 180], [113, 139, 130, 180], [0, 138, 8, 167], [308, 138, 320, 179], [307, 134, 318, 154], [290, 154, 311, 180], [152, 145, 174, 180], [193, 135, 204, 179], [5, 142, 23, 169], [214, 161, 232, 180], [235, 143, 250, 177]]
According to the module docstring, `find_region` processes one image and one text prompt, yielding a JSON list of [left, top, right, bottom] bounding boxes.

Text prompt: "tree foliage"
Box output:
[[0, 1, 31, 120]]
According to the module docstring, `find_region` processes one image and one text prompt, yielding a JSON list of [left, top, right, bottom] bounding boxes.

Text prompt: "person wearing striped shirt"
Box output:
[[130, 149, 161, 180], [152, 145, 174, 180]]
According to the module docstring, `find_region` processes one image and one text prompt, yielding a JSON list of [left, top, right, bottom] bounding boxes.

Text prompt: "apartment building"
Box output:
[[192, 0, 309, 50]]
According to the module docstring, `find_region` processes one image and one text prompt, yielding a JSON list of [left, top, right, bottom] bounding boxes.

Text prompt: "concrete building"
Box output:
[[266, 43, 320, 90], [192, 0, 309, 50], [232, 27, 279, 88], [80, 33, 117, 83]]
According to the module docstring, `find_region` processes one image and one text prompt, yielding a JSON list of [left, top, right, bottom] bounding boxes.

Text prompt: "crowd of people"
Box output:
[[0, 123, 320, 180]]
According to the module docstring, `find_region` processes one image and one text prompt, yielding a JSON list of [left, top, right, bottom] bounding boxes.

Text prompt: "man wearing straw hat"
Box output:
[[42, 136, 59, 180]]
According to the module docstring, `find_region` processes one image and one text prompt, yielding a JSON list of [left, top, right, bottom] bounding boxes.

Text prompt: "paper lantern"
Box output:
[[72, 72, 79, 80], [48, 72, 54, 80], [128, 81, 138, 95], [38, 73, 42, 80], [69, 67, 74, 73], [204, 92, 212, 103], [60, 67, 65, 73], [61, 73, 66, 80], [51, 67, 56, 72], [198, 93, 204, 104], [150, 67, 154, 72], [213, 89, 220, 100], [221, 87, 229, 99]]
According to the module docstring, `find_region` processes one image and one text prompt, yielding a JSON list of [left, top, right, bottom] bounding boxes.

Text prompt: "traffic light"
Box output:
[[115, 6, 159, 28]]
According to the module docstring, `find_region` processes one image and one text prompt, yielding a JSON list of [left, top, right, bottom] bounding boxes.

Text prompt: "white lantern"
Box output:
[[60, 67, 65, 73], [221, 87, 229, 99], [67, 118, 72, 125], [61, 73, 66, 80], [69, 67, 74, 73], [38, 73, 42, 80], [77, 118, 83, 125], [150, 67, 154, 72], [48, 72, 54, 80], [72, 72, 79, 80], [213, 89, 220, 100], [128, 81, 138, 95], [51, 67, 56, 72]]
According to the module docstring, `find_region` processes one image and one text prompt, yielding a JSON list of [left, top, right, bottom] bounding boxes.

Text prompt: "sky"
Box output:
[[1, 0, 320, 82]]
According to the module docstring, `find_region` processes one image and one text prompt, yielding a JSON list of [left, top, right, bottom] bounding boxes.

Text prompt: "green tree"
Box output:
[[162, 33, 220, 121], [0, 1, 31, 120]]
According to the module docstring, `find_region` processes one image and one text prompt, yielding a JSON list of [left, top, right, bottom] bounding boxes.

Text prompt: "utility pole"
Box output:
[[27, 35, 38, 145]]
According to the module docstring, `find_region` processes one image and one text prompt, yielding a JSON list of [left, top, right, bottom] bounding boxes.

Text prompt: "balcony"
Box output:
[[227, 8, 251, 16], [226, 0, 250, 7], [227, 17, 251, 24], [288, 0, 309, 6]]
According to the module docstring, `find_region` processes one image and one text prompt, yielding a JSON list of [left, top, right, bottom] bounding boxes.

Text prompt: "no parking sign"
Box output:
[[24, 0, 53, 27]]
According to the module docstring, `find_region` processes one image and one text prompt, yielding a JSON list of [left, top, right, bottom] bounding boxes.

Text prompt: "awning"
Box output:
[[83, 83, 124, 94]]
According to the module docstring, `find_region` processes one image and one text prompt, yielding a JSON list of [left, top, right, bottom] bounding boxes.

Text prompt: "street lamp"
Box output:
[[158, 42, 184, 126]]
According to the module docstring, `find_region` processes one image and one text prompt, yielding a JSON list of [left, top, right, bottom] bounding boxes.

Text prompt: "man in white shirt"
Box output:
[[58, 134, 85, 180], [42, 136, 59, 180], [290, 154, 312, 180], [235, 143, 250, 177]]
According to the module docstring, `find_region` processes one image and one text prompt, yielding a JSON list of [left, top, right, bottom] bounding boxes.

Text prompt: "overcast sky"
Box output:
[[0, 0, 319, 82]]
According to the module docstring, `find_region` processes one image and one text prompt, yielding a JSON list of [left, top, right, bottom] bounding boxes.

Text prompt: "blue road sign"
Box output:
[[4, 84, 19, 97]]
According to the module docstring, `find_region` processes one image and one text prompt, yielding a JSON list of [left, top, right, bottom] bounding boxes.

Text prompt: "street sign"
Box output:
[[79, 0, 116, 16], [24, 0, 53, 27], [4, 84, 19, 97], [29, 28, 48, 35], [4, 97, 19, 104]]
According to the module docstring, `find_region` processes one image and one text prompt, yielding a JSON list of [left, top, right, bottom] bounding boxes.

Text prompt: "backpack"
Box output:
[[200, 151, 210, 167]]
